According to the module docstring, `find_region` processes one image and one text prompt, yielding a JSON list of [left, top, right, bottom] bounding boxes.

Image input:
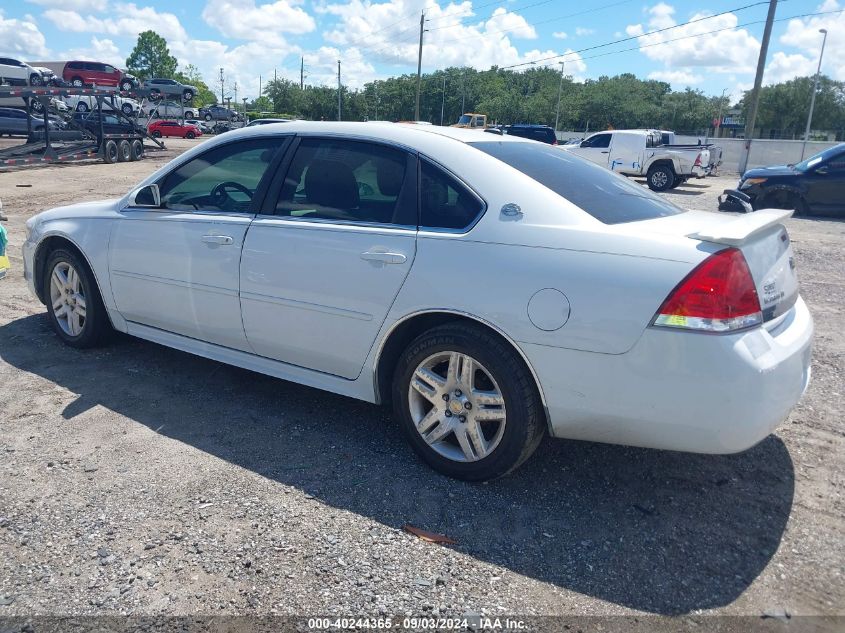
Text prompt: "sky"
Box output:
[[1, 0, 843, 106]]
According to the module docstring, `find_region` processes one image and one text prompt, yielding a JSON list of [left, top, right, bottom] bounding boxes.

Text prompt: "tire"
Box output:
[[117, 139, 131, 162], [103, 139, 119, 164], [184, 110, 194, 119], [183, 89, 194, 101], [646, 164, 675, 192], [43, 248, 110, 348], [120, 80, 133, 92], [71, 77, 84, 87], [76, 102, 88, 113], [204, 113, 212, 121], [151, 130, 162, 138], [121, 103, 134, 116], [150, 90, 161, 101], [29, 73, 43, 86], [30, 100, 44, 114], [185, 131, 195, 139], [763, 190, 810, 216], [392, 323, 545, 481], [130, 139, 144, 161]]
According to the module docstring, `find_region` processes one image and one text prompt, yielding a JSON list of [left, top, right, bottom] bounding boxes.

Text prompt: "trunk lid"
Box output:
[[632, 209, 799, 323]]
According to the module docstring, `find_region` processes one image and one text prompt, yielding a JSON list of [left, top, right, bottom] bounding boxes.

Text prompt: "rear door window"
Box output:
[[470, 141, 684, 224]]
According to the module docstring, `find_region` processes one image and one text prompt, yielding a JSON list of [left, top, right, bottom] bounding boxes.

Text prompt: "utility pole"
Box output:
[[801, 28, 828, 160], [415, 10, 425, 121], [440, 74, 446, 125], [258, 75, 262, 100], [374, 81, 379, 120], [219, 67, 224, 105], [300, 56, 304, 90], [738, 0, 778, 174], [554, 61, 565, 132], [337, 59, 342, 121], [233, 81, 238, 113], [461, 68, 466, 113]]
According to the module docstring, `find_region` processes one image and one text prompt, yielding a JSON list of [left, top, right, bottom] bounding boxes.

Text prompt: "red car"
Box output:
[[63, 61, 136, 91], [148, 120, 202, 139]]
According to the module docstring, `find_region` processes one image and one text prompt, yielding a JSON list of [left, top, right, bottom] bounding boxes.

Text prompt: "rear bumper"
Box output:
[[524, 296, 813, 454]]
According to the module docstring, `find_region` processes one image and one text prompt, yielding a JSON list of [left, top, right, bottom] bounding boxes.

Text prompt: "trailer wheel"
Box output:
[[103, 140, 119, 164], [130, 140, 144, 161], [117, 140, 131, 162], [646, 164, 675, 192]]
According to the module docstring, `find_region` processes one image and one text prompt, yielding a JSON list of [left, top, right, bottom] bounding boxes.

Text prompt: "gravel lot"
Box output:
[[0, 139, 842, 626]]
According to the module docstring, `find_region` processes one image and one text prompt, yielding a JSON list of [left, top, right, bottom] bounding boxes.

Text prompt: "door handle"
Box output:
[[202, 235, 233, 245], [601, 150, 609, 153], [360, 250, 407, 264]]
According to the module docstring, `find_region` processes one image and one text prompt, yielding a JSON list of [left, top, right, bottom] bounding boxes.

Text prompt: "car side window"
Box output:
[[157, 138, 283, 213], [582, 133, 611, 148], [825, 153, 845, 172], [420, 159, 484, 231], [275, 138, 414, 226]]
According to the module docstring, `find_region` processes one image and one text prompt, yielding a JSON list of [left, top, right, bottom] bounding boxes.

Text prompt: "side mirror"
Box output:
[[580, 140, 589, 148], [130, 183, 161, 208]]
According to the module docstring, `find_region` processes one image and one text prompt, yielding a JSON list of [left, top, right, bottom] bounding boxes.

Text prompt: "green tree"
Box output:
[[126, 31, 177, 81]]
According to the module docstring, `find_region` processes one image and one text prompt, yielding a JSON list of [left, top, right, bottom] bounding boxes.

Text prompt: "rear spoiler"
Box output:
[[688, 208, 793, 246]]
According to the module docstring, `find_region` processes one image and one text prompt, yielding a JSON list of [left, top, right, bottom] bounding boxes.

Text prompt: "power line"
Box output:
[[524, 7, 840, 71], [428, 0, 632, 32], [499, 0, 773, 69]]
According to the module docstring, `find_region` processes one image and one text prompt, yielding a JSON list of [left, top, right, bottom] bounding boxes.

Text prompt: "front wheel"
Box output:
[[120, 80, 133, 92], [183, 89, 194, 101], [121, 103, 134, 115], [44, 249, 110, 348], [29, 73, 43, 86], [204, 113, 212, 121], [393, 323, 545, 481], [185, 131, 195, 139], [646, 164, 675, 192], [76, 102, 89, 113]]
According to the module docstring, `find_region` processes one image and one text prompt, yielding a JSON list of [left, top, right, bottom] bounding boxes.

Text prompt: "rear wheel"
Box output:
[[182, 89, 194, 101], [393, 323, 545, 481], [130, 139, 144, 161], [204, 113, 212, 121], [121, 103, 134, 116], [71, 77, 84, 87], [76, 102, 89, 113], [44, 249, 110, 348], [151, 130, 162, 138], [646, 164, 675, 191], [103, 139, 119, 164], [120, 79, 133, 92], [117, 139, 131, 162]]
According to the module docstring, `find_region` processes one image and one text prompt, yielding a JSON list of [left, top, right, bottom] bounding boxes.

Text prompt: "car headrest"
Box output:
[[304, 159, 359, 210]]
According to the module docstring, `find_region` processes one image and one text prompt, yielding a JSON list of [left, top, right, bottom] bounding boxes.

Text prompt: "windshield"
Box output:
[[794, 145, 845, 172], [457, 115, 472, 125], [469, 141, 685, 224]]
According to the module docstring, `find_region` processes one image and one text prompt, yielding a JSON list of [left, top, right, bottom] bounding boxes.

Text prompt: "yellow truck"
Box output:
[[451, 113, 488, 129]]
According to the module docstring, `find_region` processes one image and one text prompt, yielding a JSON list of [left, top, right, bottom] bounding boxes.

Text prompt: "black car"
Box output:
[[70, 112, 142, 136], [502, 124, 558, 145], [0, 107, 58, 135], [721, 143, 845, 216]]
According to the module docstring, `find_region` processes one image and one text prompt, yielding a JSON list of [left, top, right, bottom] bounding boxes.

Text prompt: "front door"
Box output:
[[109, 136, 287, 350], [806, 150, 845, 215], [569, 132, 612, 166], [240, 137, 418, 379]]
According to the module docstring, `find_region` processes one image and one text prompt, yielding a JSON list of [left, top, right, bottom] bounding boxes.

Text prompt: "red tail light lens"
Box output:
[[653, 248, 762, 332], [694, 153, 702, 166]]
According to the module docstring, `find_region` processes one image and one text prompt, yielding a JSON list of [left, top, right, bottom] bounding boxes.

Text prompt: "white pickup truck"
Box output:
[[562, 129, 708, 191]]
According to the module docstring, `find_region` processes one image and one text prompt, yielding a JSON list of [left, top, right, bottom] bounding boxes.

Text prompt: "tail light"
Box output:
[[693, 153, 702, 167], [552, 138, 558, 145], [652, 248, 762, 333]]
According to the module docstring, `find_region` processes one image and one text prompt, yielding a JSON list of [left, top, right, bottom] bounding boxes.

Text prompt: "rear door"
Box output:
[[240, 136, 418, 379]]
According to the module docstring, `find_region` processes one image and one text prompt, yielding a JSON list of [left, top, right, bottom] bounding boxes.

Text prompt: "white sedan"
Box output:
[[22, 122, 813, 480]]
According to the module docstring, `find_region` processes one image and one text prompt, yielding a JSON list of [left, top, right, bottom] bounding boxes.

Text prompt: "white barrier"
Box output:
[[556, 131, 841, 175]]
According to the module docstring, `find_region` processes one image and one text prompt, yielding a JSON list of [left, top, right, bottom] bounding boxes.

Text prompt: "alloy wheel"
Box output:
[[408, 351, 507, 463], [49, 261, 86, 337]]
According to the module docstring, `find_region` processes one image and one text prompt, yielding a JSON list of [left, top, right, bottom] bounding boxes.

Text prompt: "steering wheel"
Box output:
[[210, 181, 253, 207]]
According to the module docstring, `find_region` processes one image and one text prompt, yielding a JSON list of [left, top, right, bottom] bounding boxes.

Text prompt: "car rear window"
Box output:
[[469, 141, 685, 224]]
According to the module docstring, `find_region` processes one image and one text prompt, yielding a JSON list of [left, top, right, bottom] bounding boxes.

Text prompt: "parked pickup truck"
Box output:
[[562, 129, 708, 191], [658, 130, 723, 176]]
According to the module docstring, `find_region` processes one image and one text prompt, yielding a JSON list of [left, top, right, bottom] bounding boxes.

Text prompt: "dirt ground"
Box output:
[[0, 138, 842, 627]]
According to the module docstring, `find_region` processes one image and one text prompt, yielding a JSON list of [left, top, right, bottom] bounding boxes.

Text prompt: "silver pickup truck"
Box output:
[[562, 129, 711, 191]]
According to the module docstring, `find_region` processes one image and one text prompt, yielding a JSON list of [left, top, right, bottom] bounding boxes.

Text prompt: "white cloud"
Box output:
[[647, 69, 703, 85], [553, 31, 568, 40], [575, 27, 595, 36], [43, 3, 189, 43], [626, 3, 761, 74], [319, 0, 577, 78], [765, 52, 818, 85], [202, 0, 316, 47], [27, 0, 107, 9], [778, 1, 845, 81], [60, 37, 123, 66], [0, 9, 50, 58]]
